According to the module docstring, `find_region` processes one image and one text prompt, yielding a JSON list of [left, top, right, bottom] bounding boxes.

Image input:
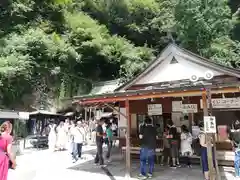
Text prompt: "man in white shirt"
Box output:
[[72, 121, 85, 162]]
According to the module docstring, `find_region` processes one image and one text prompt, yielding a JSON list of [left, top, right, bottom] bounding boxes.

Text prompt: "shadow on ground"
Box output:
[[68, 147, 220, 180], [67, 146, 236, 180]]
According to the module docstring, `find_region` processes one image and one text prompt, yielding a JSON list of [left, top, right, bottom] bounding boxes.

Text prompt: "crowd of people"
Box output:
[[2, 116, 240, 180], [47, 117, 117, 164], [138, 117, 218, 180], [47, 119, 89, 153]]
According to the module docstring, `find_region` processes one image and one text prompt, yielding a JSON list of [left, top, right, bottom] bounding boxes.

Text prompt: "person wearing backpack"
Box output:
[[180, 125, 193, 168]]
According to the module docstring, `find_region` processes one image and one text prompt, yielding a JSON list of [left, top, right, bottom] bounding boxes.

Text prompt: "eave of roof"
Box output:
[[73, 83, 240, 105], [115, 43, 240, 91]]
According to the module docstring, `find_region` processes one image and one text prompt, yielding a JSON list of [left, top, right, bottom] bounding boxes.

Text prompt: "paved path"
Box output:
[[8, 145, 238, 180], [8, 146, 102, 180]]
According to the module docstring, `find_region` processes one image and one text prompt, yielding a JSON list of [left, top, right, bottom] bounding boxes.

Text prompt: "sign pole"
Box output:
[[125, 100, 131, 179], [202, 91, 214, 180], [206, 88, 221, 180]]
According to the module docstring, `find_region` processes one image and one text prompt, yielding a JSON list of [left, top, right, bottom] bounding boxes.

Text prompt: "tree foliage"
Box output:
[[0, 0, 239, 109]]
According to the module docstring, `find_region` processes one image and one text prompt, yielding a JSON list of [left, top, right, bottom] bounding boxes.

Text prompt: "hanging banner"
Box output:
[[200, 98, 240, 109], [147, 104, 162, 115]]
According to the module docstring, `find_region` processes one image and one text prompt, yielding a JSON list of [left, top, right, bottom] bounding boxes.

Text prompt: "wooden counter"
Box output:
[[118, 137, 234, 165]]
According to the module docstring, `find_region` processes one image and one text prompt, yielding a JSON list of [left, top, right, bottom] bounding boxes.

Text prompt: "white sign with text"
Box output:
[[172, 101, 198, 113], [147, 104, 162, 115], [182, 104, 198, 113], [204, 116, 216, 133], [200, 98, 240, 109], [172, 101, 182, 112]]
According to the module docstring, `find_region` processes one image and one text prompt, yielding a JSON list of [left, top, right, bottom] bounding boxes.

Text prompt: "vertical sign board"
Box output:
[[147, 104, 162, 115], [204, 116, 216, 133]]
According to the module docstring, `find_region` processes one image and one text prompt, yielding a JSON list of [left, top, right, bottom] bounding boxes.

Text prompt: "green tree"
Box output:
[[0, 0, 240, 110], [174, 0, 240, 68]]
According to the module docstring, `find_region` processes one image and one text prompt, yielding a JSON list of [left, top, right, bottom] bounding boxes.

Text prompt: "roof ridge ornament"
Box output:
[[170, 56, 178, 64]]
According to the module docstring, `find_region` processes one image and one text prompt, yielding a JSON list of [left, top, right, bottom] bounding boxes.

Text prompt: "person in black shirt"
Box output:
[[94, 118, 105, 166], [167, 120, 180, 168], [139, 116, 157, 179]]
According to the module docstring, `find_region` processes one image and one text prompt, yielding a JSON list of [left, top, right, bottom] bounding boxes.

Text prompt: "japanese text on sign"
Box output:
[[172, 101, 198, 113], [147, 104, 162, 115], [181, 104, 198, 113], [200, 98, 240, 109], [204, 116, 216, 133]]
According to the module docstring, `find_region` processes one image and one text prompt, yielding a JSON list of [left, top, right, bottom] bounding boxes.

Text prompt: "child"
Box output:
[[160, 127, 170, 166]]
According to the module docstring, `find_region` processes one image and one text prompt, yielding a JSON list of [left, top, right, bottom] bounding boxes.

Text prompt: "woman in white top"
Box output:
[[180, 125, 193, 167], [57, 121, 67, 151], [48, 122, 57, 152]]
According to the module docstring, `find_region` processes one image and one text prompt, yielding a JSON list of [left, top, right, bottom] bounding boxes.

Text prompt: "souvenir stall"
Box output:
[[73, 44, 240, 178]]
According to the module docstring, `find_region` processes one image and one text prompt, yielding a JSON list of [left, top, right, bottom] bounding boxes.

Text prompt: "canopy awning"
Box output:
[[73, 83, 240, 106], [29, 110, 62, 116], [0, 111, 19, 119]]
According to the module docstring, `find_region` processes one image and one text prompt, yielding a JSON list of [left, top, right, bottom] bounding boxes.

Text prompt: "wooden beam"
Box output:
[[79, 87, 240, 105], [125, 100, 131, 179], [104, 103, 128, 119]]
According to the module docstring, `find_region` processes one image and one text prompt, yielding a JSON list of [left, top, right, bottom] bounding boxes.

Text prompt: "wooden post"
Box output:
[[89, 108, 92, 121], [125, 100, 131, 179], [206, 88, 221, 180], [189, 113, 193, 133], [85, 108, 87, 121], [202, 91, 214, 180]]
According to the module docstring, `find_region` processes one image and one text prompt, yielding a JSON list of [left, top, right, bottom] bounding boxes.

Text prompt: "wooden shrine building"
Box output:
[[73, 43, 240, 178]]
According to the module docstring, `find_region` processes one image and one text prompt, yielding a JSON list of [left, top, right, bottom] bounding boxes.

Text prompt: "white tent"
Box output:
[[0, 111, 19, 119], [29, 110, 60, 116]]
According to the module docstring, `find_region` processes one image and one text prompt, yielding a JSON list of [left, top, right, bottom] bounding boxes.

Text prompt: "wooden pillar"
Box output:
[[89, 108, 92, 121], [206, 89, 221, 180], [189, 113, 193, 133], [125, 100, 131, 179], [202, 91, 214, 180], [85, 108, 87, 121]]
